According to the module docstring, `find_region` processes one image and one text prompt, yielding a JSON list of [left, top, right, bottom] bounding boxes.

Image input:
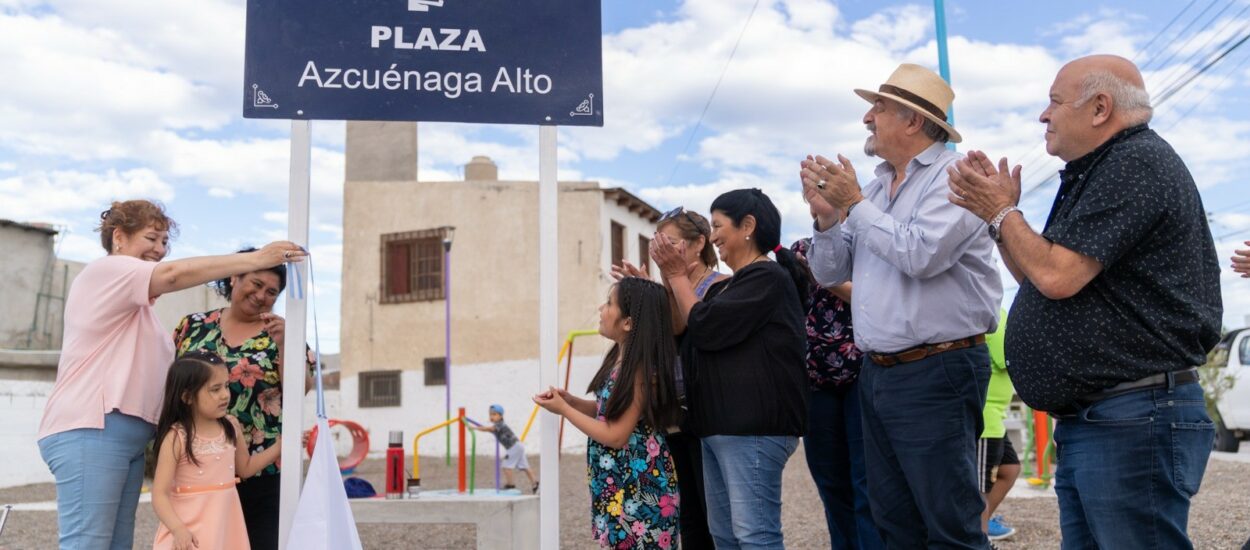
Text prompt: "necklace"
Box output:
[[690, 265, 713, 287], [721, 253, 769, 292]]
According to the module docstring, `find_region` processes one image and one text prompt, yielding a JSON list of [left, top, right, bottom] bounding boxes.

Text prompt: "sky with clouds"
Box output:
[[2, 0, 1250, 353]]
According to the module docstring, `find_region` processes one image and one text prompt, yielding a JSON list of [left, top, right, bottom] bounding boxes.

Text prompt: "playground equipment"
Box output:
[[1023, 409, 1056, 487], [520, 329, 600, 446], [304, 419, 371, 474], [409, 407, 477, 495], [462, 416, 505, 490], [395, 329, 599, 496]]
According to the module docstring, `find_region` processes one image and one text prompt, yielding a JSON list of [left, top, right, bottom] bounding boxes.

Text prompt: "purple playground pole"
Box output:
[[495, 438, 502, 490], [443, 230, 454, 466]]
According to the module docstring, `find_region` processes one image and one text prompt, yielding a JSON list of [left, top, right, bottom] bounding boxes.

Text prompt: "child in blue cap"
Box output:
[[472, 404, 538, 492]]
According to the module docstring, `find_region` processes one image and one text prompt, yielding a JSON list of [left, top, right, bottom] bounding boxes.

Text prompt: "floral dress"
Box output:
[[587, 367, 680, 549], [790, 238, 862, 390], [173, 309, 311, 477]]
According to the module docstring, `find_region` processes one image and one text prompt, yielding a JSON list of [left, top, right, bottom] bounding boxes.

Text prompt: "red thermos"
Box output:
[[385, 431, 404, 499]]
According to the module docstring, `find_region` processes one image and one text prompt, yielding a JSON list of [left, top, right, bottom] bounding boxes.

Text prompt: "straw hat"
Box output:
[[854, 63, 962, 143]]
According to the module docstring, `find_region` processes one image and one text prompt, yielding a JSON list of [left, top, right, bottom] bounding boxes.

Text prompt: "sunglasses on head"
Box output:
[[660, 207, 707, 236]]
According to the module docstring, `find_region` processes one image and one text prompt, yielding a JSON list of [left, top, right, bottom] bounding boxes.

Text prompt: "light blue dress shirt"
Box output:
[[810, 142, 1002, 354]]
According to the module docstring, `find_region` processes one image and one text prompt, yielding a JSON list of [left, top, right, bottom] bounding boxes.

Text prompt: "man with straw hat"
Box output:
[[802, 63, 1001, 549]]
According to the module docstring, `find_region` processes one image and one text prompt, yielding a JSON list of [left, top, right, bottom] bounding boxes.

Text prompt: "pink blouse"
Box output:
[[38, 255, 175, 439]]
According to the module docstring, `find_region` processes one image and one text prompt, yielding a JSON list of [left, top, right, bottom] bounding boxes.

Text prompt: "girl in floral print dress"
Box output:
[[534, 277, 682, 549]]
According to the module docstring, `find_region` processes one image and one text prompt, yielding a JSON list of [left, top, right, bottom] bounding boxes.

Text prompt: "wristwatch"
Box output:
[[987, 206, 1021, 243]]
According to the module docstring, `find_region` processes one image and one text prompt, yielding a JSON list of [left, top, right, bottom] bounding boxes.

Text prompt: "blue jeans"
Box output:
[[1052, 380, 1213, 550], [805, 383, 883, 550], [702, 434, 798, 550], [38, 411, 155, 550], [860, 346, 990, 549]]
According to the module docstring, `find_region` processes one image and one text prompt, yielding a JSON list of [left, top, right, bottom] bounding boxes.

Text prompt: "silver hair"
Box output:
[[1073, 70, 1153, 126], [894, 105, 951, 143]]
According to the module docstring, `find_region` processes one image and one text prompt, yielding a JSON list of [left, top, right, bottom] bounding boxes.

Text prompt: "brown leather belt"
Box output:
[[868, 335, 986, 367]]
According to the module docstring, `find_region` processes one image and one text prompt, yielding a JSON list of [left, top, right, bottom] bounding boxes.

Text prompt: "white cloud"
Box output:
[[0, 168, 175, 223], [56, 232, 107, 263], [850, 4, 931, 53], [0, 12, 230, 159], [1048, 10, 1142, 59], [139, 131, 345, 199]]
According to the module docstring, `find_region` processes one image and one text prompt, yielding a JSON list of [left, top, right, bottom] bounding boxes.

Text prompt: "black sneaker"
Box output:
[[532, 482, 540, 493]]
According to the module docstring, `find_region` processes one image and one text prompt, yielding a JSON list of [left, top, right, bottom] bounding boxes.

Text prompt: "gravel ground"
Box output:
[[2, 446, 1248, 549]]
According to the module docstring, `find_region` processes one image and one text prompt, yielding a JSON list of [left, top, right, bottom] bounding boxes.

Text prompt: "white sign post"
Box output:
[[248, 1, 602, 547], [537, 125, 560, 549], [279, 120, 311, 549]]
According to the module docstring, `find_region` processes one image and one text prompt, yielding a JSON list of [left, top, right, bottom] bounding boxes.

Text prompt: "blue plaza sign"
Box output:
[[243, 0, 603, 126]]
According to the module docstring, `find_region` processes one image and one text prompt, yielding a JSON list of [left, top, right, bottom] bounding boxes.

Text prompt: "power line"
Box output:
[[1160, 35, 1250, 132], [1211, 197, 1250, 215], [1134, 0, 1201, 63], [1216, 226, 1250, 241], [1020, 10, 1250, 201], [1149, 1, 1250, 97], [1008, 2, 1210, 198], [1155, 26, 1250, 106], [1141, 0, 1225, 73], [663, 0, 761, 187]]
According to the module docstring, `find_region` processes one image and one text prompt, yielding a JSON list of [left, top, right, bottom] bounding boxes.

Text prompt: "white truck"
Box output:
[[1213, 327, 1250, 453]]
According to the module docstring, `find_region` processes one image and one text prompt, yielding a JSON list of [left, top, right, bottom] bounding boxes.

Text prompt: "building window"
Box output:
[[359, 370, 402, 408], [424, 357, 447, 386], [611, 221, 625, 266], [381, 228, 448, 303], [638, 235, 650, 272]]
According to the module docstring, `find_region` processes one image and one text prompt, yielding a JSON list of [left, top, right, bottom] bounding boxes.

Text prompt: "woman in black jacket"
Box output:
[[651, 188, 810, 549]]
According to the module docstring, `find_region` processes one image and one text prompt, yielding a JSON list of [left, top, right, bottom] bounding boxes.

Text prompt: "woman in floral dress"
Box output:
[[534, 277, 681, 549], [172, 248, 312, 550]]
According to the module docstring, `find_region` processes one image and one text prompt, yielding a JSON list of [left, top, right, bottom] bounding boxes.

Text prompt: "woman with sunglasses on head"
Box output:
[[36, 200, 305, 550], [613, 206, 726, 550], [652, 189, 810, 549]]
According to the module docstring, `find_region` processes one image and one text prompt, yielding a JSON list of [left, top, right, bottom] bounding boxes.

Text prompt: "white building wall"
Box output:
[[0, 379, 54, 488], [335, 354, 607, 461], [601, 199, 665, 279]]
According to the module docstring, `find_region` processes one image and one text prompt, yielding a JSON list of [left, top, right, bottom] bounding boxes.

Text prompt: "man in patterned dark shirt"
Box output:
[[948, 54, 1222, 549]]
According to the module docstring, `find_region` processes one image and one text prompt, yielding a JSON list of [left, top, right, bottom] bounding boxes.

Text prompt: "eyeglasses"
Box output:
[[659, 207, 707, 236]]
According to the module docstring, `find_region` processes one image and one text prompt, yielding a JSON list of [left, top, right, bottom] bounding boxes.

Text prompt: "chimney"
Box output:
[[345, 121, 418, 181], [464, 155, 498, 181]]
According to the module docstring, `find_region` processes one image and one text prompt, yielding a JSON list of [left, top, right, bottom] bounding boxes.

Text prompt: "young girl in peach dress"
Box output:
[[152, 352, 282, 550]]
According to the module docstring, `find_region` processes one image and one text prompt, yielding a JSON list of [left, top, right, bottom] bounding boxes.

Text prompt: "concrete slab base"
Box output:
[[350, 492, 538, 550]]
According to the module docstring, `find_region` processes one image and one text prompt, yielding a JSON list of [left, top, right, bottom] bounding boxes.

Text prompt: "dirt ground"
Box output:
[[2, 446, 1248, 549]]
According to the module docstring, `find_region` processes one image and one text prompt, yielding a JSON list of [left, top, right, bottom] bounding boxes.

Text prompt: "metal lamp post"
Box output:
[[443, 226, 455, 466]]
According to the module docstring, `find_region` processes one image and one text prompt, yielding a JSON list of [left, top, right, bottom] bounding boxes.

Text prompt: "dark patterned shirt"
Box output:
[[1006, 125, 1223, 412], [791, 238, 862, 390], [493, 421, 519, 450]]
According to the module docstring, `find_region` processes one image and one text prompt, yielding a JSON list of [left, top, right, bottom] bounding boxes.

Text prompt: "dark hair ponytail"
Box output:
[[586, 277, 680, 430], [709, 188, 812, 306]]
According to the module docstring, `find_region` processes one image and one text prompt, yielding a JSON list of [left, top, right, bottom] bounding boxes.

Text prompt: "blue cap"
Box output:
[[489, 404, 504, 415]]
